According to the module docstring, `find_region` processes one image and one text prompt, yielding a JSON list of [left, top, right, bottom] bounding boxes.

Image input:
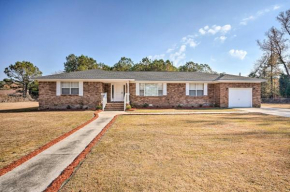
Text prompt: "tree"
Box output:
[[4, 61, 42, 98], [131, 57, 151, 71], [98, 62, 111, 71], [112, 57, 134, 71], [279, 73, 290, 97], [179, 61, 215, 73], [250, 54, 281, 98], [64, 54, 98, 72], [257, 27, 289, 76], [277, 9, 290, 36]]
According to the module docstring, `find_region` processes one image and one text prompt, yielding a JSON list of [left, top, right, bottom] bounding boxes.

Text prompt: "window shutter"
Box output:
[[136, 83, 139, 96], [163, 83, 167, 95], [56, 81, 61, 96], [186, 83, 189, 95], [79, 81, 83, 96], [204, 83, 208, 96]]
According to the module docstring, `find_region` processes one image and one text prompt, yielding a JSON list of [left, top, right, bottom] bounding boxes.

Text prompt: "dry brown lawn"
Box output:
[[0, 102, 39, 111], [61, 114, 290, 192], [262, 103, 290, 109], [0, 106, 94, 169], [128, 108, 237, 113]]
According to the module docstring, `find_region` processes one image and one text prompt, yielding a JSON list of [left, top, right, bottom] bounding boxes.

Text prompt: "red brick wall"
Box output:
[[216, 83, 261, 108], [129, 83, 261, 108], [129, 83, 215, 107], [38, 82, 104, 110]]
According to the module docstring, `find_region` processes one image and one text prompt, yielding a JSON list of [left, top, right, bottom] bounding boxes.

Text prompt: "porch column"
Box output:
[[127, 81, 130, 103]]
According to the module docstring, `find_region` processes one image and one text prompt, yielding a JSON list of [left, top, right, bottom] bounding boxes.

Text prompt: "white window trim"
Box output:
[[56, 81, 61, 96], [139, 83, 164, 96], [187, 83, 207, 97], [61, 82, 80, 95]]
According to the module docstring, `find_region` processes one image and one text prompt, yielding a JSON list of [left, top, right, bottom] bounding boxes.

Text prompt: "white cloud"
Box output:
[[240, 5, 281, 25], [166, 48, 174, 53], [169, 45, 187, 66], [215, 35, 227, 42], [229, 49, 247, 60], [148, 54, 165, 60], [273, 5, 280, 10], [199, 24, 231, 35], [240, 15, 255, 25], [181, 36, 198, 47], [199, 28, 206, 35]]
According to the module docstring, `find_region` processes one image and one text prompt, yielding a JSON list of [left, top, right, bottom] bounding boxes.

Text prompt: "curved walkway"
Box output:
[[0, 111, 124, 192]]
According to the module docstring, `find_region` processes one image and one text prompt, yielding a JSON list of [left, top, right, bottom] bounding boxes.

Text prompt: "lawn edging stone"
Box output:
[[0, 110, 102, 177]]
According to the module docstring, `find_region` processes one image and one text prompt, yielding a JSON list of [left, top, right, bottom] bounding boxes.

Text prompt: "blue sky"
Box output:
[[0, 0, 289, 79]]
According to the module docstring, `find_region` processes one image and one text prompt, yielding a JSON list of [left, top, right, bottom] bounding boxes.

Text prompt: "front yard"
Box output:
[[128, 108, 237, 113], [61, 113, 290, 192], [0, 102, 94, 169], [262, 103, 290, 109]]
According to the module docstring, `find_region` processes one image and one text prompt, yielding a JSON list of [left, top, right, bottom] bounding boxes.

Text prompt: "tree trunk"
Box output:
[[271, 64, 273, 98], [23, 83, 28, 98]]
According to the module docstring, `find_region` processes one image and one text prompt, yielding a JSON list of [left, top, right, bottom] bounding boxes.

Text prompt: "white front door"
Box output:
[[228, 88, 252, 108], [112, 83, 125, 102]]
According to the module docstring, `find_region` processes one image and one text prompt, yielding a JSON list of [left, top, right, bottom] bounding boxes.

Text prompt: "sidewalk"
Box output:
[[0, 111, 124, 192]]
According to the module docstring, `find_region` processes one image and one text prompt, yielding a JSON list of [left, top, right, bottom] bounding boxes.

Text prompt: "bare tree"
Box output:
[[277, 9, 290, 36], [257, 27, 289, 76]]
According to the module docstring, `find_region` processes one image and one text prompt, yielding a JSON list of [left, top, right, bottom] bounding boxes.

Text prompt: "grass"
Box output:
[[262, 103, 290, 109], [0, 102, 39, 112], [0, 102, 94, 169], [61, 114, 290, 192], [127, 108, 238, 113]]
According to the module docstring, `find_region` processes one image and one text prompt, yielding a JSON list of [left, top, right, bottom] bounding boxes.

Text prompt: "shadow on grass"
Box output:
[[0, 107, 39, 113]]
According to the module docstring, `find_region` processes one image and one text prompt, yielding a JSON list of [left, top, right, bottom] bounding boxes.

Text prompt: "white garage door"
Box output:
[[229, 88, 252, 108]]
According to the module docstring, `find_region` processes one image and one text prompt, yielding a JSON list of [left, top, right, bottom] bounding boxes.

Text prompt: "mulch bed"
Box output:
[[0, 110, 102, 176], [45, 114, 119, 192]]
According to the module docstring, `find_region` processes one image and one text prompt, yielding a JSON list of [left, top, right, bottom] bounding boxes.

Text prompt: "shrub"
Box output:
[[96, 105, 102, 110], [177, 104, 182, 108], [126, 104, 131, 110], [143, 103, 149, 108]]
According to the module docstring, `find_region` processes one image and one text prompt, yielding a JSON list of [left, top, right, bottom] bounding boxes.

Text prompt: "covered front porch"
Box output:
[[101, 81, 130, 111]]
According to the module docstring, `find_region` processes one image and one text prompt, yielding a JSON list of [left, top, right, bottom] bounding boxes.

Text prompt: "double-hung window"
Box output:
[[61, 82, 79, 95], [139, 83, 163, 96], [189, 83, 204, 96]]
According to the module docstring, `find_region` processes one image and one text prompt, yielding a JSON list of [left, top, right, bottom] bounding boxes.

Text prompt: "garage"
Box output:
[[228, 88, 252, 108]]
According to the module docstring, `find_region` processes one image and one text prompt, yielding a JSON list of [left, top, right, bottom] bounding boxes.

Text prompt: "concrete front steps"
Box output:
[[104, 102, 124, 111]]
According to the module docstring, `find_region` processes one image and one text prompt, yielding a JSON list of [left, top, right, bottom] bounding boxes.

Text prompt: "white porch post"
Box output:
[[127, 81, 130, 103]]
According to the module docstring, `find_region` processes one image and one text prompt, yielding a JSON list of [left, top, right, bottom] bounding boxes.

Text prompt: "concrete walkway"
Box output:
[[237, 107, 290, 118], [0, 111, 125, 192]]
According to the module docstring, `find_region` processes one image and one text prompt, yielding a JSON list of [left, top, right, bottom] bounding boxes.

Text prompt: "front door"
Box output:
[[111, 83, 125, 102]]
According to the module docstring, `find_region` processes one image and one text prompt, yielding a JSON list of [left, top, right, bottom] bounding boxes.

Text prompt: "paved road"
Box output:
[[0, 111, 124, 192], [237, 107, 290, 117]]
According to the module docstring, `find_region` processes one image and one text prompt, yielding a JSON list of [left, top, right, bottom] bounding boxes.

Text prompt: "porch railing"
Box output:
[[101, 92, 107, 111], [124, 93, 129, 111]]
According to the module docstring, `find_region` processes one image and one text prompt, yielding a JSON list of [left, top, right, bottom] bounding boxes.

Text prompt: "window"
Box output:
[[61, 82, 79, 95], [189, 83, 203, 96], [139, 83, 163, 96]]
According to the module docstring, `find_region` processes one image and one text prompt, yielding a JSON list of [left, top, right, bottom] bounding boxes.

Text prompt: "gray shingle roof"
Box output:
[[34, 69, 264, 82]]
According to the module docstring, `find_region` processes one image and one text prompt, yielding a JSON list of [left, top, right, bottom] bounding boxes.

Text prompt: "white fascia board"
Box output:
[[216, 80, 266, 83], [36, 79, 135, 82], [134, 81, 216, 83]]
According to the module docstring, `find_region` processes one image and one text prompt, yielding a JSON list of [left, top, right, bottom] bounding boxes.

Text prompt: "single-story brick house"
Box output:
[[35, 69, 265, 110]]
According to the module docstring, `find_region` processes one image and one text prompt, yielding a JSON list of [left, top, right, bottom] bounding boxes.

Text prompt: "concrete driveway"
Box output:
[[237, 107, 290, 117]]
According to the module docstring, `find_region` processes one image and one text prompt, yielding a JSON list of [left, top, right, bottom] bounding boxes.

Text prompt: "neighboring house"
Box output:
[[35, 69, 265, 110]]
